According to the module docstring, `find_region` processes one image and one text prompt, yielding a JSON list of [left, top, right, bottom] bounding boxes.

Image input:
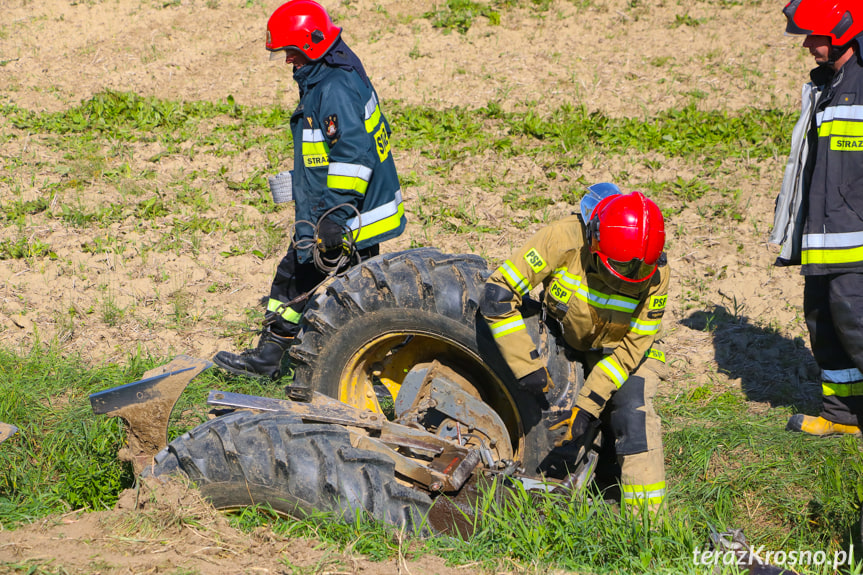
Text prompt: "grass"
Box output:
[[1, 344, 862, 574]]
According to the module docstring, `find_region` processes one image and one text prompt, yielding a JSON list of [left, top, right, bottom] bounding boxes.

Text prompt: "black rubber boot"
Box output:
[[213, 328, 294, 380]]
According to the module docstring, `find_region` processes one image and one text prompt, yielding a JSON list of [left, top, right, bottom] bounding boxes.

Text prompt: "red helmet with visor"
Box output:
[[783, 0, 862, 47], [583, 187, 665, 284], [266, 0, 341, 62]]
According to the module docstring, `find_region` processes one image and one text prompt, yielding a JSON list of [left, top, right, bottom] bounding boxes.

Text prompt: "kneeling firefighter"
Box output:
[[480, 183, 670, 510]]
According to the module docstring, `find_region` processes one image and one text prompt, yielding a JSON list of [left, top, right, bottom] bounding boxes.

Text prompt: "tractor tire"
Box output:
[[290, 247, 583, 474], [144, 410, 432, 533]]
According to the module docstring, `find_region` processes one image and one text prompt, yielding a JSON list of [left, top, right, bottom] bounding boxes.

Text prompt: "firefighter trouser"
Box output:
[[606, 358, 666, 509], [804, 273, 863, 426], [580, 349, 666, 509], [267, 244, 379, 337]]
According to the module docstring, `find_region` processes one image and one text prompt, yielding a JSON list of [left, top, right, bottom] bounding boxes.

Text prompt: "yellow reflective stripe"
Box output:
[[365, 106, 381, 132], [801, 231, 863, 265], [490, 316, 526, 338], [301, 141, 329, 155], [267, 298, 302, 324], [622, 481, 666, 505], [327, 163, 372, 194], [818, 119, 863, 138], [347, 190, 404, 243], [802, 244, 863, 265], [552, 269, 640, 312], [630, 318, 661, 335], [553, 268, 581, 290], [822, 367, 863, 397], [364, 93, 382, 133], [499, 260, 531, 296], [598, 356, 627, 388], [327, 174, 368, 193], [302, 128, 329, 166], [570, 283, 639, 313], [822, 382, 863, 397], [802, 231, 863, 264]]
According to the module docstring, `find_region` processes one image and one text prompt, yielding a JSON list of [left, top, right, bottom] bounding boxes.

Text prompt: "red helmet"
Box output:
[[266, 0, 341, 62], [587, 191, 665, 284], [783, 0, 863, 46]]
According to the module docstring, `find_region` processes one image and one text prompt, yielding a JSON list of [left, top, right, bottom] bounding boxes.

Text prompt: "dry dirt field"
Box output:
[[0, 0, 825, 571]]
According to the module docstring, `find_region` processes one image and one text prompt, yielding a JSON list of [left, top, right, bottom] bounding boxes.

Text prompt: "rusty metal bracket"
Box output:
[[89, 355, 212, 473]]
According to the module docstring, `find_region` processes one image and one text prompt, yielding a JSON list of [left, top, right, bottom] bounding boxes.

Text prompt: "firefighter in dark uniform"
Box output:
[[772, 0, 863, 436], [214, 0, 406, 379], [480, 183, 670, 510]]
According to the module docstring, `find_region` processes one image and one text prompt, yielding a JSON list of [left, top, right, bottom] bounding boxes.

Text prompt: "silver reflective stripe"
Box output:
[[302, 129, 326, 142], [364, 93, 378, 120], [585, 290, 639, 313], [490, 316, 526, 338], [328, 162, 372, 181], [823, 367, 863, 383], [597, 356, 627, 388], [816, 104, 863, 125], [802, 231, 863, 249], [630, 318, 661, 335], [346, 189, 403, 230]]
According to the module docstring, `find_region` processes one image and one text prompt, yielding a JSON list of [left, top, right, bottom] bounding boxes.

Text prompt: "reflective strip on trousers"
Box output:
[[327, 162, 372, 194], [822, 367, 863, 397], [490, 316, 526, 338], [346, 189, 404, 243], [621, 481, 666, 506], [268, 298, 302, 324]]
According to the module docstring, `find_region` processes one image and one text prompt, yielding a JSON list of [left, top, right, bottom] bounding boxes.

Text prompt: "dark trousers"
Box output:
[[267, 244, 380, 337], [804, 273, 863, 425]]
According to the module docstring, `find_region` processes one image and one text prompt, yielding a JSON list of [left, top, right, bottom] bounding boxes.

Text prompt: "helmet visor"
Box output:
[[268, 46, 305, 61], [603, 256, 657, 283]]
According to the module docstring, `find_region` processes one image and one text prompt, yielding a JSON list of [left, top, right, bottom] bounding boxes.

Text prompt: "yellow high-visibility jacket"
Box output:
[[482, 215, 670, 417]]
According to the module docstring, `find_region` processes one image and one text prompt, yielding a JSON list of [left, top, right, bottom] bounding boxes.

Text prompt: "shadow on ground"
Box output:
[[682, 305, 820, 413]]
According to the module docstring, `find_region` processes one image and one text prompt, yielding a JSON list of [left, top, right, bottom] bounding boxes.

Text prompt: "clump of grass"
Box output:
[[0, 344, 145, 524]]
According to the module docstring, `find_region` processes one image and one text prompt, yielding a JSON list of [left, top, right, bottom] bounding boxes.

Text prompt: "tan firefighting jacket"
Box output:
[[482, 215, 670, 417]]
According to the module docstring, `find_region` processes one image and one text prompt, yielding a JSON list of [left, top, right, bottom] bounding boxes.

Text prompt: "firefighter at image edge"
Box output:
[[213, 0, 406, 380], [772, 0, 863, 436], [480, 183, 670, 511]]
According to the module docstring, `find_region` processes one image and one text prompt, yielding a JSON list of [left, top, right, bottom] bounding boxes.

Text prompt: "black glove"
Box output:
[[568, 407, 598, 445], [518, 367, 551, 396], [317, 216, 344, 252], [540, 407, 600, 478]]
